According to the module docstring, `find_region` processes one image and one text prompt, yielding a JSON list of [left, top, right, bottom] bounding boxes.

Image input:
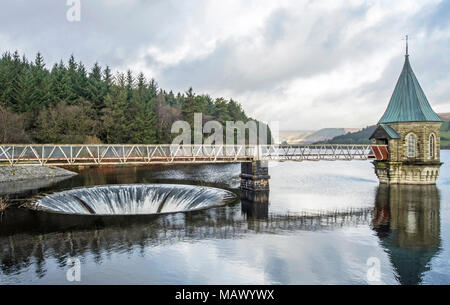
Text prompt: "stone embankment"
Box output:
[[0, 166, 77, 183]]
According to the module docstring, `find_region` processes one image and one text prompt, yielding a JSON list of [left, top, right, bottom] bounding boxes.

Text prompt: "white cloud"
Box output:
[[1, 0, 449, 130]]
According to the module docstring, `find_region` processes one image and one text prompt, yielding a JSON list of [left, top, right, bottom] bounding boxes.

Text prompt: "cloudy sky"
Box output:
[[1, 0, 449, 130]]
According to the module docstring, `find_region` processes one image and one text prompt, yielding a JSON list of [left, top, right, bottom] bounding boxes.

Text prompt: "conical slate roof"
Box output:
[[378, 55, 442, 123]]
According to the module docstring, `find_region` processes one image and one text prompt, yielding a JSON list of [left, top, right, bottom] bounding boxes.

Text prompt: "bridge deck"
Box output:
[[0, 144, 388, 166]]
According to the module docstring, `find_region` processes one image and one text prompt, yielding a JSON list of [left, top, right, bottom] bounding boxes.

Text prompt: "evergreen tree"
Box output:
[[0, 50, 256, 145], [88, 62, 105, 115], [103, 66, 112, 96], [148, 78, 158, 99], [126, 70, 134, 101], [48, 61, 67, 105], [213, 97, 232, 124], [227, 99, 246, 121], [129, 73, 157, 143], [18, 52, 50, 115], [102, 83, 130, 143], [166, 90, 176, 106], [181, 87, 204, 127], [65, 55, 79, 104], [75, 61, 89, 101], [0, 51, 26, 111]]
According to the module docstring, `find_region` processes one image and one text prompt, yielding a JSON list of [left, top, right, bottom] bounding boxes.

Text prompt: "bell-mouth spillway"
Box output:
[[25, 184, 237, 216]]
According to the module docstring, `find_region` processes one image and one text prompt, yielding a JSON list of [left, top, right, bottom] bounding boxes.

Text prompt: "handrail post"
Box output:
[[255, 145, 262, 161]]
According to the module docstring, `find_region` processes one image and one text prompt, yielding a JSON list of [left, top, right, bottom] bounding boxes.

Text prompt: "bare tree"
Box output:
[[0, 106, 28, 143]]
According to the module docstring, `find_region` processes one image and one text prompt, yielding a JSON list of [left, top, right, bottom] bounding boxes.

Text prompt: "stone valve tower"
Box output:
[[370, 37, 443, 184]]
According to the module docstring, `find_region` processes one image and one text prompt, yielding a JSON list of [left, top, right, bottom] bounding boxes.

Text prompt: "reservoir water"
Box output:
[[1, 151, 450, 284]]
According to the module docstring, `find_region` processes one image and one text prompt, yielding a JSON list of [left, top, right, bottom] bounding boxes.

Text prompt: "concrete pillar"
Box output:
[[240, 160, 270, 202]]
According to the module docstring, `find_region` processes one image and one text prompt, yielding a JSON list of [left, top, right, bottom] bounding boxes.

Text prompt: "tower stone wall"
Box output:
[[386, 122, 441, 162], [373, 122, 442, 185]]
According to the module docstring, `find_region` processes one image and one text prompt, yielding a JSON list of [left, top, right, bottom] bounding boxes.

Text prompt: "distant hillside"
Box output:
[[315, 126, 376, 144], [278, 130, 314, 144], [279, 128, 360, 144], [439, 113, 450, 149], [315, 113, 450, 148], [439, 113, 450, 121]]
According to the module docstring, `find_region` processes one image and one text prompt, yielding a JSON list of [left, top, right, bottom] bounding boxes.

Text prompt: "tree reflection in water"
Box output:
[[1, 199, 372, 278], [0, 184, 442, 284]]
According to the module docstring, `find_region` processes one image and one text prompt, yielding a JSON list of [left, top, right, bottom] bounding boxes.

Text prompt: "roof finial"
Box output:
[[405, 35, 409, 56]]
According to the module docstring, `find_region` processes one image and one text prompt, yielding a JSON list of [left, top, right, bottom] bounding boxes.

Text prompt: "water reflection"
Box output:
[[241, 190, 269, 219], [0, 176, 73, 198], [1, 184, 441, 284], [1, 203, 373, 279], [372, 184, 441, 285], [241, 200, 269, 219], [0, 161, 446, 284]]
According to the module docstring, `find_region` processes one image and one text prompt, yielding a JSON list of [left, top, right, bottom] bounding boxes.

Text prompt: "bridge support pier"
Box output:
[[240, 160, 270, 203]]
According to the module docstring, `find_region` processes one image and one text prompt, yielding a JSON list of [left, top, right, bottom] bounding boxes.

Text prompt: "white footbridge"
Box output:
[[0, 144, 388, 166]]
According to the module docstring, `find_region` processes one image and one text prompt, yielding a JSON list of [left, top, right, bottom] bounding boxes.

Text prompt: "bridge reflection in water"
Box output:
[[0, 185, 441, 284]]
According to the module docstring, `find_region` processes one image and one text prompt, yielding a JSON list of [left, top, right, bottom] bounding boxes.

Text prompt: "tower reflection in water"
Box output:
[[372, 184, 441, 285], [0, 185, 442, 284]]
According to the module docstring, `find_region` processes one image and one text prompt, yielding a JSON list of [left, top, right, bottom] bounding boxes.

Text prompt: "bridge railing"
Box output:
[[259, 144, 387, 161], [0, 144, 257, 166], [0, 144, 387, 166]]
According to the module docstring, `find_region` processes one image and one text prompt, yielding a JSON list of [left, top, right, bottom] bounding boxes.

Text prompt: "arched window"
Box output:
[[429, 134, 435, 159], [407, 133, 416, 158]]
